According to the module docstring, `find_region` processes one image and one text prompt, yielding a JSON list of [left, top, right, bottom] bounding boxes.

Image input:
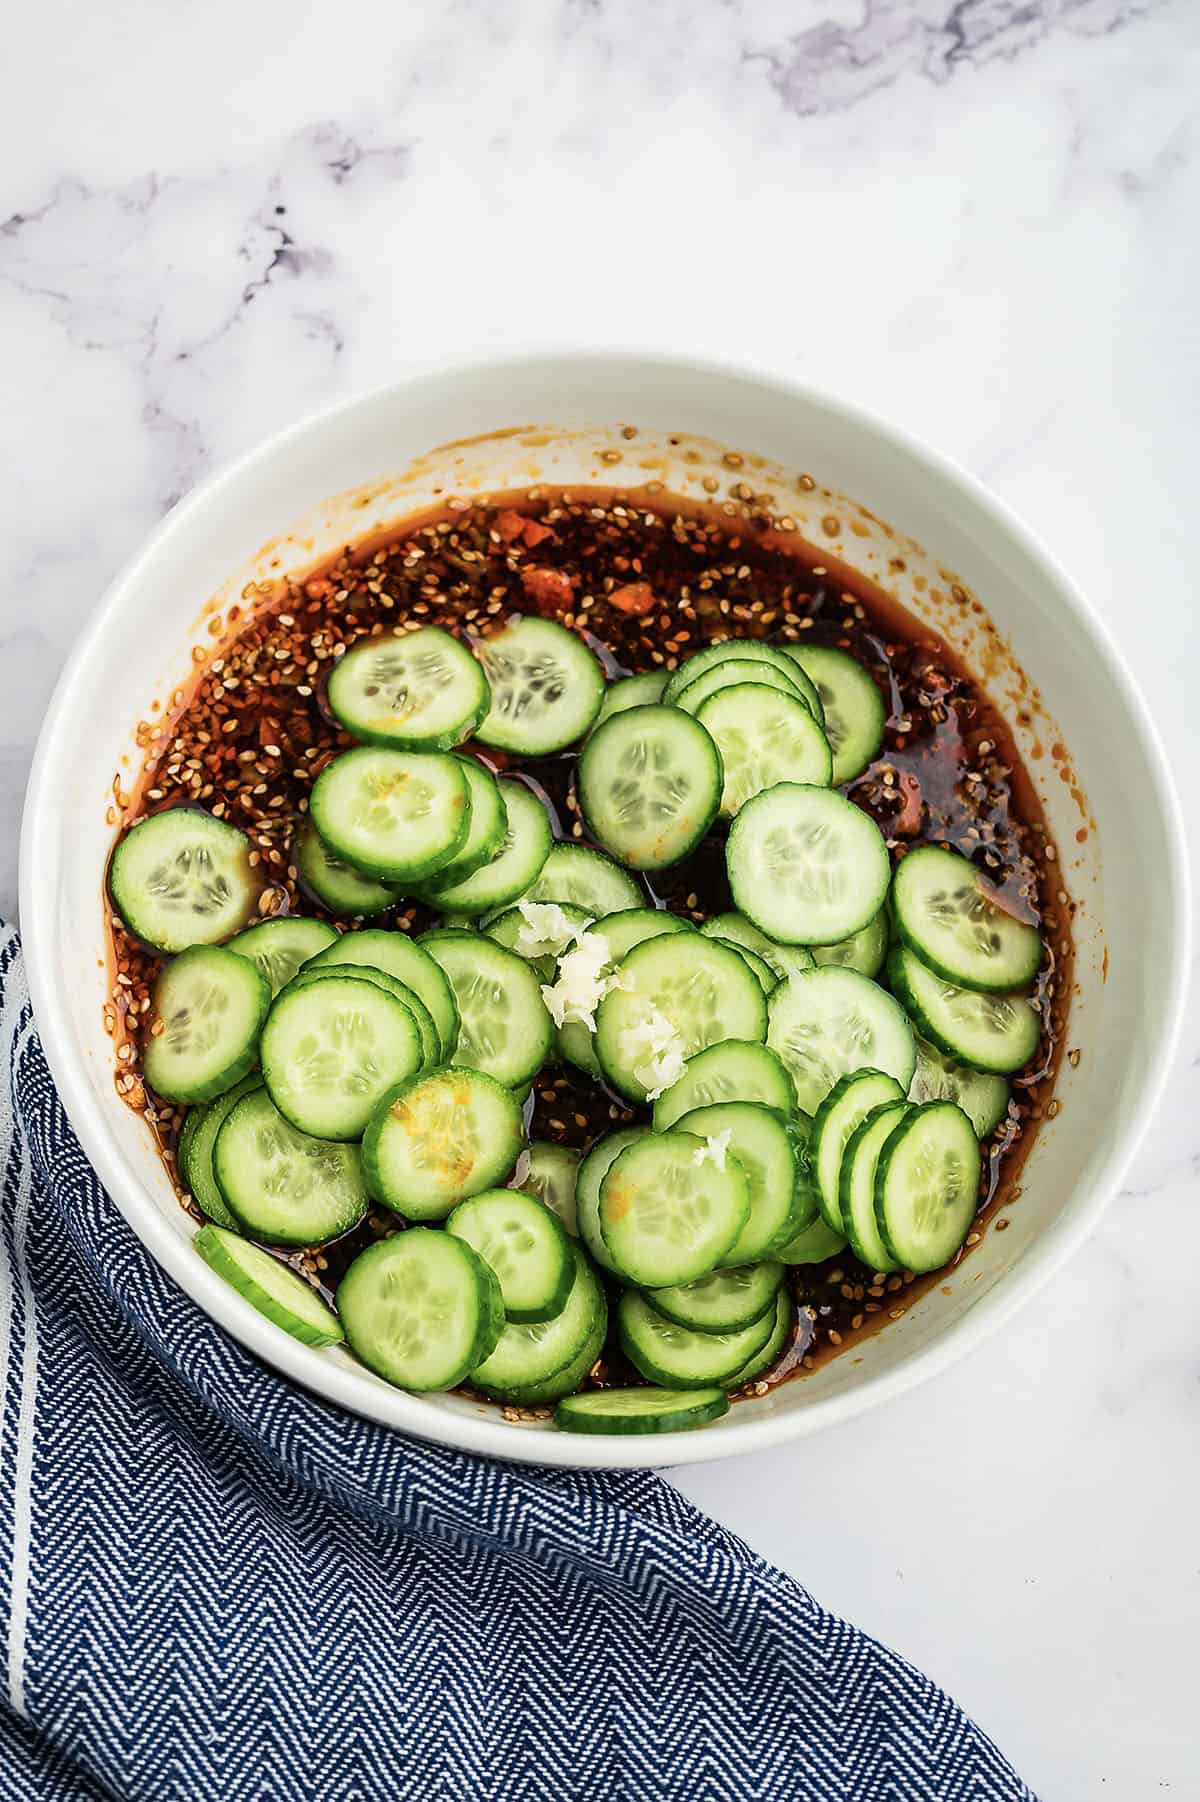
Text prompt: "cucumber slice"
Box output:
[[144, 946, 270, 1105], [515, 842, 643, 916], [674, 658, 808, 718], [676, 1101, 800, 1267], [284, 964, 440, 1069], [767, 966, 915, 1115], [647, 1260, 784, 1334], [419, 930, 554, 1088], [712, 938, 777, 994], [699, 913, 814, 982], [908, 1036, 1010, 1139], [652, 1039, 795, 1130], [228, 916, 339, 997], [310, 747, 472, 883], [427, 778, 553, 916], [326, 626, 489, 750], [839, 1102, 911, 1272], [517, 1140, 582, 1236], [476, 616, 605, 754], [810, 1068, 907, 1232], [498, 1302, 609, 1405], [552, 908, 692, 1076], [575, 1127, 648, 1274], [486, 900, 592, 975], [448, 1188, 573, 1323], [727, 783, 890, 946], [893, 845, 1043, 992], [469, 1244, 605, 1399], [578, 705, 723, 869], [177, 1074, 262, 1230], [338, 1229, 505, 1391], [590, 670, 667, 732], [780, 644, 885, 785], [109, 808, 261, 952], [784, 1112, 822, 1235], [213, 1088, 369, 1245], [555, 1386, 730, 1435], [260, 972, 424, 1140], [361, 1066, 525, 1219], [695, 683, 832, 818], [889, 945, 1040, 1075], [416, 757, 508, 895], [595, 933, 767, 1105], [665, 640, 823, 721], [599, 1130, 750, 1287], [724, 1287, 793, 1387], [618, 1289, 778, 1389], [295, 820, 399, 919], [775, 1214, 846, 1265], [194, 1223, 344, 1346], [304, 929, 459, 1061], [875, 1102, 981, 1272], [811, 909, 889, 979]]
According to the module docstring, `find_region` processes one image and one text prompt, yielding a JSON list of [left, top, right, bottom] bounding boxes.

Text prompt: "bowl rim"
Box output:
[[19, 348, 1192, 1469]]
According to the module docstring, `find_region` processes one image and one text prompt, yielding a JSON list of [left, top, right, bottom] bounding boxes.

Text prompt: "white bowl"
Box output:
[[20, 353, 1189, 1469]]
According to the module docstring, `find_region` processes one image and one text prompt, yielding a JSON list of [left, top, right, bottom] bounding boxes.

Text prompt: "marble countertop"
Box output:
[[2, 2, 1198, 1794]]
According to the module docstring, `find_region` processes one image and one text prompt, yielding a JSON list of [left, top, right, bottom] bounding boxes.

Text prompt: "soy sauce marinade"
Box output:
[[108, 483, 1074, 1394]]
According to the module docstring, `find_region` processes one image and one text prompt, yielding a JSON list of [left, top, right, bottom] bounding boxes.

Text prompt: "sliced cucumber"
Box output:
[[427, 778, 553, 916], [499, 1303, 609, 1406], [260, 972, 424, 1140], [652, 1039, 795, 1130], [780, 643, 885, 785], [109, 809, 261, 953], [784, 1112, 822, 1235], [177, 1073, 262, 1230], [419, 930, 554, 1088], [486, 900, 591, 974], [469, 1243, 606, 1399], [556, 1386, 729, 1435], [295, 820, 399, 919], [675, 658, 808, 719], [892, 845, 1042, 992], [448, 1188, 573, 1323], [144, 946, 270, 1105], [810, 1068, 907, 1232], [875, 1102, 981, 1272], [327, 625, 489, 751], [889, 945, 1040, 1076], [578, 705, 722, 869], [595, 933, 767, 1105], [310, 747, 472, 883], [599, 1129, 750, 1287], [647, 1261, 784, 1335], [839, 1101, 911, 1273], [339, 1229, 505, 1390], [417, 758, 508, 894], [909, 1036, 1010, 1139], [476, 615, 605, 754], [724, 1287, 793, 1387], [213, 1088, 369, 1245], [618, 1289, 778, 1390], [590, 670, 667, 733], [283, 963, 440, 1069], [228, 916, 339, 997], [575, 1127, 648, 1274], [552, 908, 691, 1076], [712, 938, 777, 994], [362, 1066, 524, 1219], [699, 913, 814, 982], [304, 929, 459, 1061], [767, 966, 915, 1115], [517, 1141, 582, 1236], [665, 640, 823, 721], [775, 1214, 846, 1265], [515, 842, 643, 917], [194, 1223, 344, 1346], [677, 1101, 799, 1267], [811, 909, 889, 979], [727, 783, 890, 946], [696, 683, 832, 817]]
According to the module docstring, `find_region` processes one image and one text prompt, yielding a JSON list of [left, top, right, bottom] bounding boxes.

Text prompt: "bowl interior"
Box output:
[[20, 354, 1186, 1467]]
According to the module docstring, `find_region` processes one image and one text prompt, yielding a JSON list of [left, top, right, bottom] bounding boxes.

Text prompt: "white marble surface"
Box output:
[[3, 2, 1198, 1794]]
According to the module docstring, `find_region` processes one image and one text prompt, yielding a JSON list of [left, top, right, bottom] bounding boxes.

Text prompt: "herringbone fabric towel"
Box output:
[[0, 926, 1035, 1802]]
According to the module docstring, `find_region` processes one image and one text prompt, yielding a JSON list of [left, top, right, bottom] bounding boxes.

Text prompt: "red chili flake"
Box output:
[[495, 510, 528, 545], [521, 519, 554, 549], [521, 567, 575, 613], [895, 771, 924, 835], [609, 582, 656, 617]]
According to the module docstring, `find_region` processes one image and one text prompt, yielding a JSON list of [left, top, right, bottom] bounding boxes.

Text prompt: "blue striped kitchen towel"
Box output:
[[0, 925, 1035, 1802]]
